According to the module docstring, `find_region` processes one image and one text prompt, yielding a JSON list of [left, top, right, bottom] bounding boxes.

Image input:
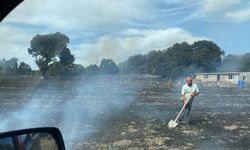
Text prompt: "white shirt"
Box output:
[[181, 83, 199, 100]]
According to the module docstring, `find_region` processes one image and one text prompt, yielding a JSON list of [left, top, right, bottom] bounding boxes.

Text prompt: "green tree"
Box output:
[[69, 64, 85, 75], [18, 62, 32, 75], [0, 58, 7, 75], [99, 59, 119, 75], [85, 64, 99, 75], [117, 61, 129, 74], [146, 50, 166, 75], [240, 53, 250, 71], [164, 42, 193, 77], [119, 40, 224, 78], [192, 40, 224, 72], [48, 62, 84, 76], [48, 61, 64, 76], [58, 48, 75, 65], [3, 58, 19, 75], [166, 42, 193, 66], [28, 32, 70, 76], [126, 54, 147, 74]]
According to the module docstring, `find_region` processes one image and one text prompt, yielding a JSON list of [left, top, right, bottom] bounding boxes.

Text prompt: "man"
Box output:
[[179, 76, 199, 124]]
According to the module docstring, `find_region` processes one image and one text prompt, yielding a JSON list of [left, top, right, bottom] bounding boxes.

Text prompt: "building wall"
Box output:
[[239, 72, 250, 81], [220, 75, 228, 82], [196, 74, 217, 81], [196, 74, 203, 80], [195, 72, 250, 87], [196, 74, 239, 84], [220, 74, 239, 84], [239, 72, 250, 85]]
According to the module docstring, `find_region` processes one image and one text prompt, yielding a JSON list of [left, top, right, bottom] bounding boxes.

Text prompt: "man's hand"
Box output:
[[181, 95, 185, 101], [190, 92, 199, 98], [183, 99, 187, 105], [181, 95, 187, 105], [190, 92, 196, 97]]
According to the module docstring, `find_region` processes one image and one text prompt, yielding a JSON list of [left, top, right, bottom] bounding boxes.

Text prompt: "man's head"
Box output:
[[186, 76, 193, 86]]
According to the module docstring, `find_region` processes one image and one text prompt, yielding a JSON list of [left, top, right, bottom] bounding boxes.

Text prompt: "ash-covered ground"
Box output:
[[0, 75, 250, 150]]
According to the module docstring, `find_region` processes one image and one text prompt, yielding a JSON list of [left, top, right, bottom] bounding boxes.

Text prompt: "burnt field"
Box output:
[[0, 75, 250, 150]]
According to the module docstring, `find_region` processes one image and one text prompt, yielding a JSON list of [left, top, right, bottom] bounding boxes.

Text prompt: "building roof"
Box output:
[[195, 72, 240, 75]]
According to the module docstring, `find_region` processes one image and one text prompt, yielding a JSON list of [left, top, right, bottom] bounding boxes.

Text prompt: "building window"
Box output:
[[228, 74, 234, 80], [204, 74, 208, 79], [243, 76, 246, 81]]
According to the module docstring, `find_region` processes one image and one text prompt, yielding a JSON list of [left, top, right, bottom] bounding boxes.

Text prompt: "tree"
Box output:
[[192, 40, 224, 72], [48, 61, 64, 76], [28, 32, 70, 76], [0, 59, 7, 75], [166, 42, 193, 66], [117, 61, 129, 74], [35, 59, 49, 76], [119, 40, 224, 78], [58, 48, 75, 65], [85, 64, 99, 75], [126, 54, 147, 74], [0, 58, 32, 76], [48, 62, 84, 76], [164, 42, 193, 77], [18, 62, 32, 75], [69, 64, 85, 75], [99, 59, 119, 75], [146, 50, 166, 75], [1, 58, 19, 75], [240, 53, 250, 71]]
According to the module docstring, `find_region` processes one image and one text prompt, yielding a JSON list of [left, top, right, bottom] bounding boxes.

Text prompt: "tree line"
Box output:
[[0, 58, 31, 76], [119, 40, 224, 78], [120, 43, 250, 78], [1, 32, 250, 78]]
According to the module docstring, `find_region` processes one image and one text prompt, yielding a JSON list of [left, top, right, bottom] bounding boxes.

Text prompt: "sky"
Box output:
[[1, 0, 250, 69]]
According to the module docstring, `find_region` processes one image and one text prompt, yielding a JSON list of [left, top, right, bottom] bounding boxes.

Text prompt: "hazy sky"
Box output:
[[1, 0, 250, 69]]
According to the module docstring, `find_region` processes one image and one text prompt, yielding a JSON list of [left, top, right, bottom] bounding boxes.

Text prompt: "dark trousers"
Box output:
[[180, 100, 193, 121]]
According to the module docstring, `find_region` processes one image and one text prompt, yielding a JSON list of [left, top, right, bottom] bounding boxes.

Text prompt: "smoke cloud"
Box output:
[[76, 28, 207, 66]]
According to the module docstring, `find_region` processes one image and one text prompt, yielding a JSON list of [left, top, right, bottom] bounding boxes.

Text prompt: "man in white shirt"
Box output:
[[180, 76, 200, 123]]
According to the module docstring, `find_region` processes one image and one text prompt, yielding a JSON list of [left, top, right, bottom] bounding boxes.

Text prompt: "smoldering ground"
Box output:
[[0, 76, 250, 149], [74, 84, 250, 150], [0, 75, 141, 149]]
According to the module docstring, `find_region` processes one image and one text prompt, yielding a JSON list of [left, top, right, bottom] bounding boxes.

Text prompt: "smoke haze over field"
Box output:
[[0, 76, 140, 149], [76, 28, 206, 66], [0, 75, 250, 149]]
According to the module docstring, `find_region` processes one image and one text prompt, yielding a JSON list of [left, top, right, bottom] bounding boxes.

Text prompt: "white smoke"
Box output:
[[0, 76, 139, 149]]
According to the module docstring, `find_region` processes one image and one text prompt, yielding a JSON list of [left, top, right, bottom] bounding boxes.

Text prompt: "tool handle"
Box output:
[[174, 98, 190, 122]]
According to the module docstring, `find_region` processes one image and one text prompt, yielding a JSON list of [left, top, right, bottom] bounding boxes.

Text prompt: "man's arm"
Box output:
[[181, 94, 190, 105], [190, 84, 200, 97], [181, 86, 186, 100], [181, 86, 188, 105], [190, 91, 199, 97]]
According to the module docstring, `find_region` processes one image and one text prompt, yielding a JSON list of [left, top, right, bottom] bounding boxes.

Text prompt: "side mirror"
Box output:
[[0, 127, 65, 150]]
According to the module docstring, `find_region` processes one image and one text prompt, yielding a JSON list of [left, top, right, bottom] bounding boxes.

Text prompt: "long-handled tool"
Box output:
[[168, 98, 190, 128]]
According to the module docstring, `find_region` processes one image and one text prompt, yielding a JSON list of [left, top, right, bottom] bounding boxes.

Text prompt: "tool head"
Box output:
[[168, 120, 178, 128]]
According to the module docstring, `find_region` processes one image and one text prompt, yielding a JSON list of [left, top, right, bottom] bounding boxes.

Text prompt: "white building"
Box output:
[[195, 72, 250, 86]]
